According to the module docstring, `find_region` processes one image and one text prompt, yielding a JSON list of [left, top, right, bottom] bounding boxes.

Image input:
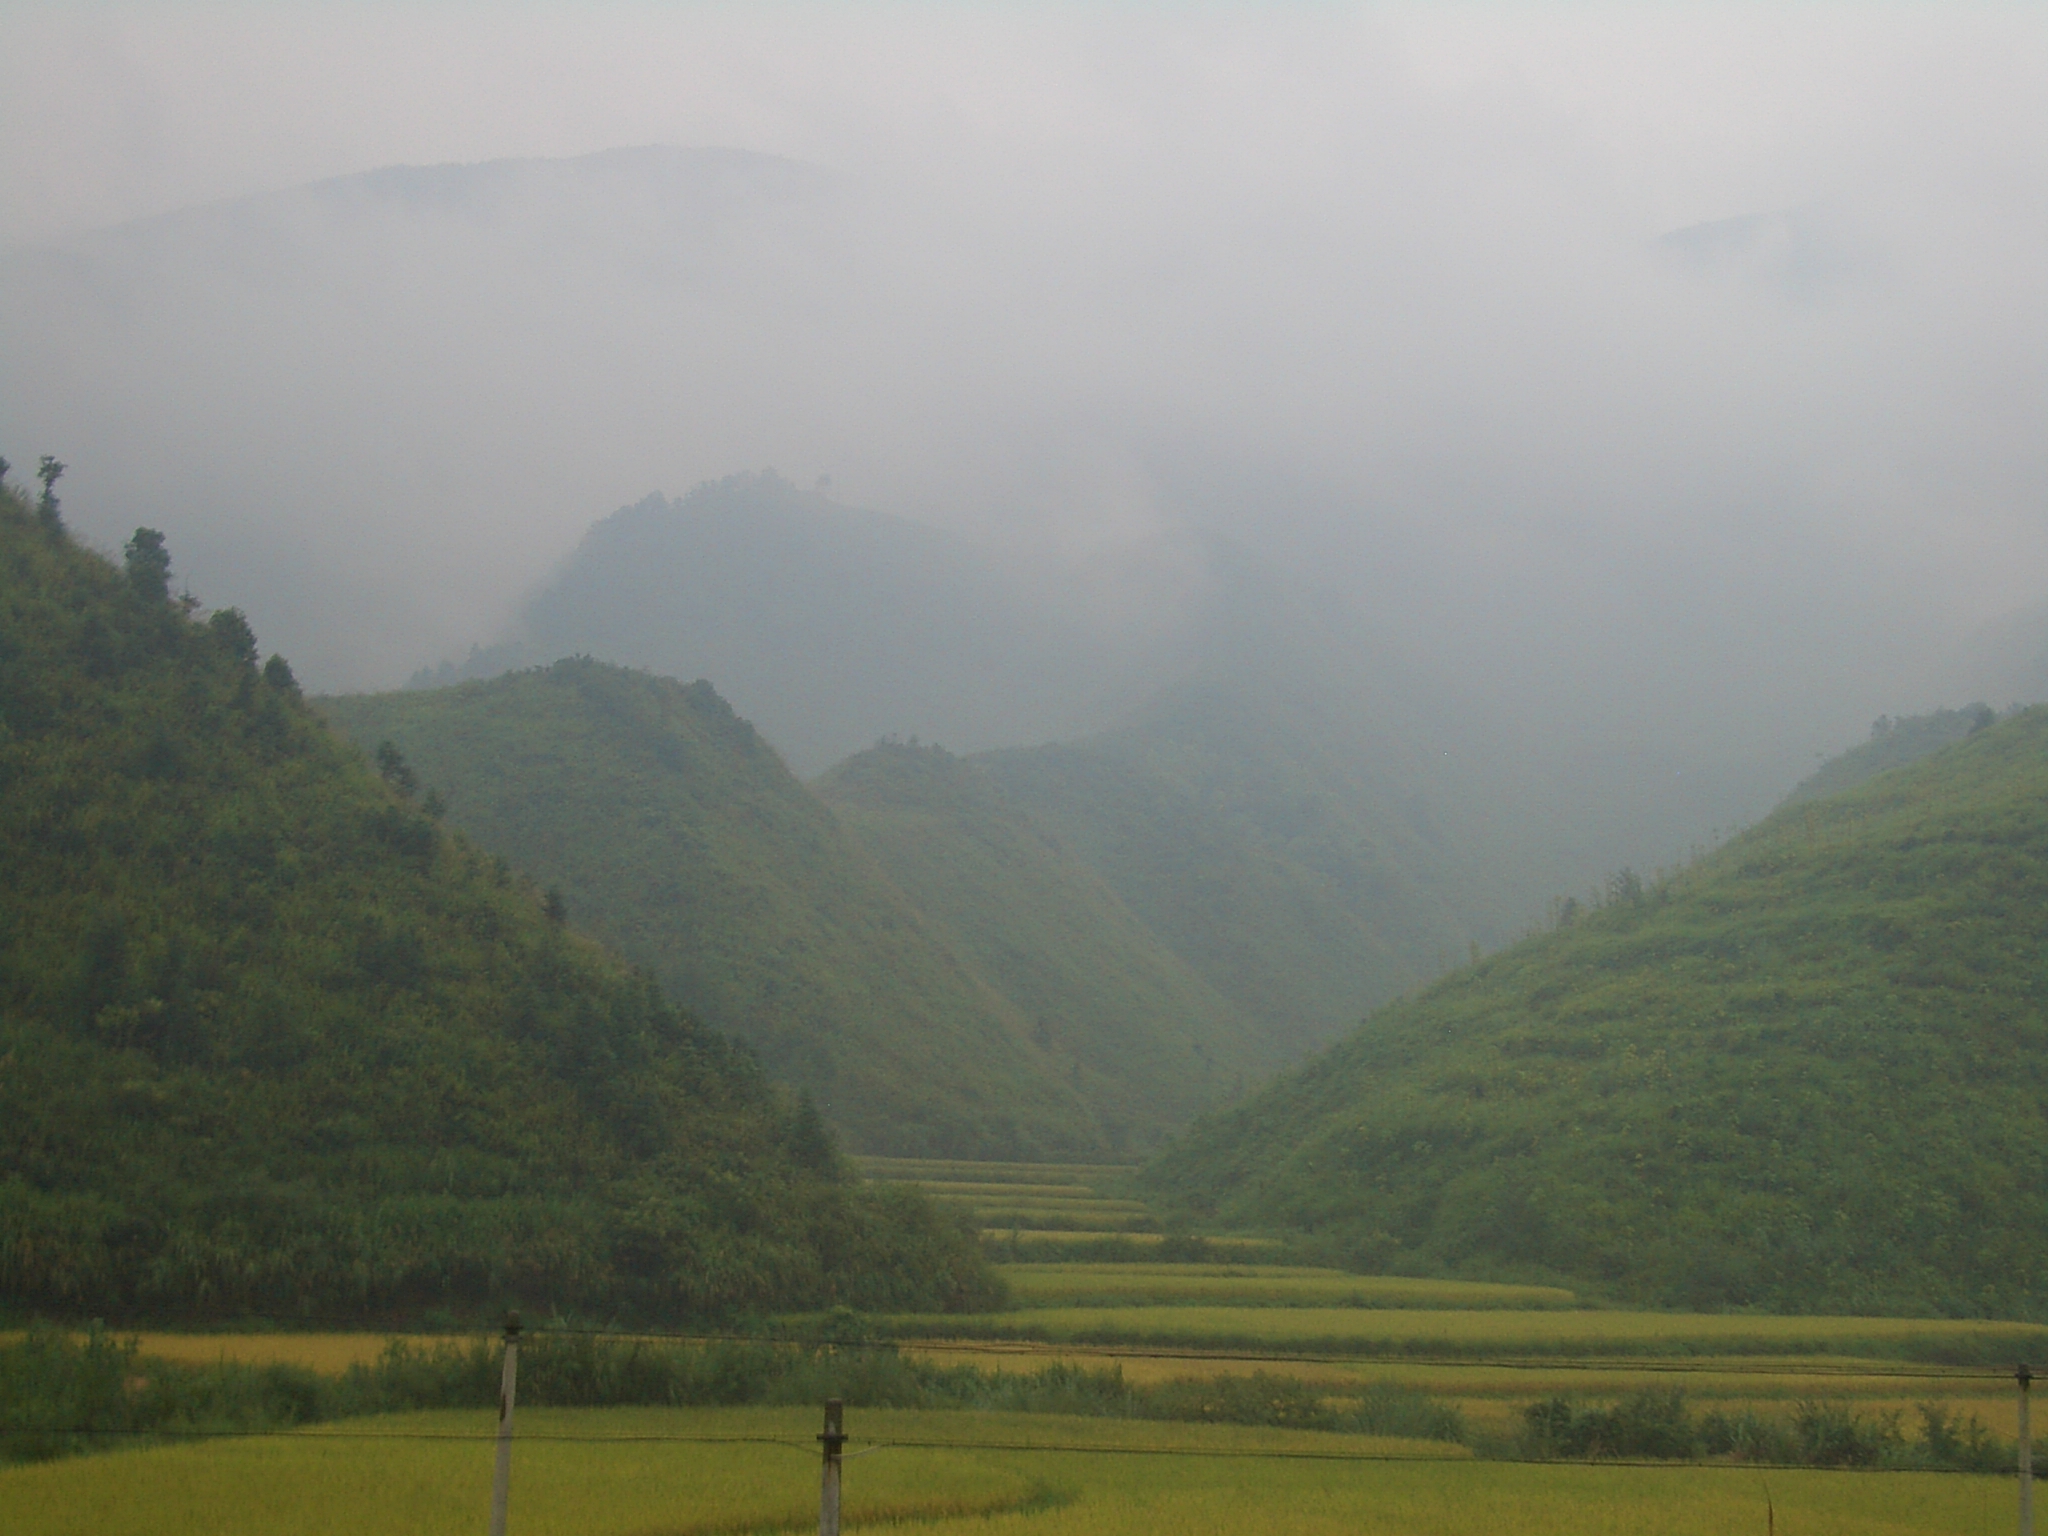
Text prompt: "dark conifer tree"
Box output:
[[35, 456, 64, 531], [374, 739, 418, 796], [206, 607, 259, 666], [124, 528, 172, 603], [262, 653, 299, 692]]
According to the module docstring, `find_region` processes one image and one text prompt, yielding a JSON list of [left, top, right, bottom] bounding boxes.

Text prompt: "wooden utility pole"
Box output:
[[490, 1313, 522, 1536], [818, 1398, 846, 1536], [2021, 1363, 2035, 1536]]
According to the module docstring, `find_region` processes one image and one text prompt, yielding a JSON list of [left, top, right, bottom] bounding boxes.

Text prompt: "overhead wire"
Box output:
[[0, 1422, 2024, 1476]]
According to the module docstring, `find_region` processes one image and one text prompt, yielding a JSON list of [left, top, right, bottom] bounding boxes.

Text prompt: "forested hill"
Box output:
[[1146, 706, 2048, 1317], [322, 662, 1106, 1158], [0, 481, 994, 1322], [975, 684, 1506, 1063], [815, 741, 1256, 1141]]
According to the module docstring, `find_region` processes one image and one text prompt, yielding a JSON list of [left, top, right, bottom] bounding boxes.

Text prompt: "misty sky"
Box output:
[[3, 2, 2045, 816]]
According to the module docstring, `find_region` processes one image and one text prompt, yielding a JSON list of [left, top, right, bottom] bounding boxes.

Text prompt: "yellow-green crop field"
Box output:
[[1000, 1262, 1579, 1310], [67, 1333, 458, 1373], [21, 1160, 2037, 1532], [980, 1230, 1282, 1250], [931, 1198, 1153, 1215], [909, 1187, 1114, 1204], [895, 1301, 2048, 1360], [861, 1155, 1183, 1243], [0, 1404, 2017, 1536], [974, 1211, 1161, 1232], [855, 1158, 1139, 1184]]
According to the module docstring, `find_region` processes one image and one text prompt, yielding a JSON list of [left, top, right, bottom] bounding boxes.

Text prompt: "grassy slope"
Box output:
[[0, 487, 993, 1319], [1146, 708, 2048, 1317], [816, 742, 1258, 1148], [321, 661, 1100, 1160], [1782, 704, 1995, 807]]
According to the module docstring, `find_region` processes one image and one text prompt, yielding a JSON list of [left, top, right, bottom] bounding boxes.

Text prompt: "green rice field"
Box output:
[[890, 1300, 2048, 1361], [15, 1158, 2041, 1531], [856, 1158, 1139, 1186], [1001, 1263, 1579, 1310], [0, 1404, 2020, 1536], [858, 1156, 1167, 1242], [979, 1230, 1282, 1251]]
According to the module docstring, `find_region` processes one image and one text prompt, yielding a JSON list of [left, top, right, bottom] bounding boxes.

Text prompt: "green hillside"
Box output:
[[0, 481, 994, 1321], [412, 475, 1775, 1104], [816, 742, 1254, 1146], [979, 685, 1497, 1061], [321, 662, 1103, 1159], [1146, 707, 2048, 1317], [1782, 704, 1996, 806]]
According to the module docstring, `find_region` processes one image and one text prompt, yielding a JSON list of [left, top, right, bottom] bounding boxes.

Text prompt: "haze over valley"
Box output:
[[7, 6, 2046, 908]]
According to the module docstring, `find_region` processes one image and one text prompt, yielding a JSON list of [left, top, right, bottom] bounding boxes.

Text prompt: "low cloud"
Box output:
[[1, 3, 2042, 831]]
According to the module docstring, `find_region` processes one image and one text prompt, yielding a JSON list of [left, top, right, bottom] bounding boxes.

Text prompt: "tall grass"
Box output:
[[14, 1327, 2020, 1475], [1516, 1389, 2014, 1471], [0, 1325, 329, 1464]]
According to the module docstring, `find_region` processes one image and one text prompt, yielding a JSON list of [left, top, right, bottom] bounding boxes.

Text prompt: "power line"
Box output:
[[0, 1423, 2023, 1476], [0, 1426, 812, 1447], [522, 1325, 2024, 1380]]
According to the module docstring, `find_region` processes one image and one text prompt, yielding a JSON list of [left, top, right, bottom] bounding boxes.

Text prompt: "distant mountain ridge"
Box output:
[[25, 144, 830, 249], [0, 147, 848, 693], [430, 472, 1740, 932], [390, 474, 1652, 1123], [421, 473, 1203, 774]]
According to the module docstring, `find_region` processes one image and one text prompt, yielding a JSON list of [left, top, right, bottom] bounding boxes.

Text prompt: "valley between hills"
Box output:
[[6, 463, 2047, 1532]]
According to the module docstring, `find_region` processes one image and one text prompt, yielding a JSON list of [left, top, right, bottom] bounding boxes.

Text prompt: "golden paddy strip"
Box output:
[[970, 1205, 1154, 1217], [855, 1158, 1137, 1179], [998, 1264, 1577, 1309], [895, 1304, 2048, 1356], [902, 1182, 1105, 1199]]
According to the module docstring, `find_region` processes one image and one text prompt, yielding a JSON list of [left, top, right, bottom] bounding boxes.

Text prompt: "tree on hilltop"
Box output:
[[207, 607, 259, 666], [124, 528, 172, 603], [35, 456, 64, 531]]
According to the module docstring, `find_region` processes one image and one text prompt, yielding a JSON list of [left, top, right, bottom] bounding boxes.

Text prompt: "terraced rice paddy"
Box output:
[[857, 1156, 1166, 1238], [980, 1229, 1280, 1251], [1001, 1263, 1579, 1310], [852, 1157, 2048, 1467], [892, 1300, 2048, 1361], [18, 1158, 2039, 1531]]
